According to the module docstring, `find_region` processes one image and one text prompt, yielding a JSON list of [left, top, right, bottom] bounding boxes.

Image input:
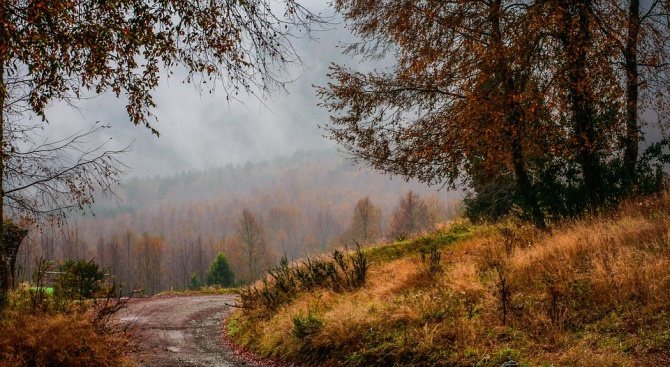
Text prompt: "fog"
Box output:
[[40, 1, 366, 178]]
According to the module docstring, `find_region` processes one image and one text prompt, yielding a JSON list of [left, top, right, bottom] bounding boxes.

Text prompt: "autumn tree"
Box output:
[[102, 235, 125, 289], [0, 123, 128, 306], [221, 237, 246, 284], [235, 209, 275, 283], [531, 0, 670, 207], [424, 194, 452, 224], [342, 197, 381, 245], [0, 0, 323, 307], [135, 233, 164, 296], [387, 191, 432, 240], [603, 0, 670, 187], [319, 0, 670, 225], [318, 1, 557, 224], [172, 240, 194, 290], [266, 206, 304, 259], [312, 209, 342, 251]]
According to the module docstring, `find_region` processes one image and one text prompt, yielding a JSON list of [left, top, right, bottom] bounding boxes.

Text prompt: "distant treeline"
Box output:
[[15, 150, 460, 294]]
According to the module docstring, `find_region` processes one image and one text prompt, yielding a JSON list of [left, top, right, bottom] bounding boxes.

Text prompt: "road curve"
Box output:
[[116, 294, 247, 367]]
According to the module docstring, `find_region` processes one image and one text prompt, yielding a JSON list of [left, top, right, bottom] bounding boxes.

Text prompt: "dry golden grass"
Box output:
[[231, 193, 670, 366], [0, 310, 136, 367]]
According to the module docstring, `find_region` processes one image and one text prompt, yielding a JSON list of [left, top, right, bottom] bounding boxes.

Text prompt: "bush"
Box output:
[[419, 240, 442, 277], [1, 256, 134, 366], [189, 273, 203, 290], [56, 259, 108, 300], [464, 144, 670, 225], [332, 243, 369, 289], [292, 311, 323, 339], [239, 245, 370, 316]]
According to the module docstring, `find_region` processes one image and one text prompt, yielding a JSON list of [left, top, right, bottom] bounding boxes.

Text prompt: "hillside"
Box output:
[[229, 193, 670, 367]]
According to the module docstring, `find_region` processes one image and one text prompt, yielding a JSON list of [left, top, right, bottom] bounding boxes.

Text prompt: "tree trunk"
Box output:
[[490, 0, 545, 225], [0, 220, 28, 290], [560, 0, 604, 209], [575, 0, 603, 208], [623, 0, 640, 188], [0, 221, 28, 305], [0, 48, 6, 308]]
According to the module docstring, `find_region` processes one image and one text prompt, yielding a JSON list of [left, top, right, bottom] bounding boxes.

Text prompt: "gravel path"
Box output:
[[116, 294, 253, 367]]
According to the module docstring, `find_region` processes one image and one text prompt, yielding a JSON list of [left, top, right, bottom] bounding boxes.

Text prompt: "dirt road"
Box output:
[[116, 294, 250, 367]]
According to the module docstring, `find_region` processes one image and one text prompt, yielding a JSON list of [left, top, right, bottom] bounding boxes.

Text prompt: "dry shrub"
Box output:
[[240, 245, 371, 319], [0, 311, 135, 367]]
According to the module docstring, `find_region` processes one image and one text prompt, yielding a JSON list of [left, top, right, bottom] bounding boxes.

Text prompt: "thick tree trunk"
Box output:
[[560, 0, 604, 209], [575, 0, 603, 208], [490, 0, 545, 226], [623, 0, 640, 187], [0, 51, 6, 308]]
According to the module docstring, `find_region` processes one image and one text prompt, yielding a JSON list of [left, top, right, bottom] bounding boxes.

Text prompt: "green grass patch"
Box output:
[[365, 222, 475, 262], [29, 287, 54, 295]]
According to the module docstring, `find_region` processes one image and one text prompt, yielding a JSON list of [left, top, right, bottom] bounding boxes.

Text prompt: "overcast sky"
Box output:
[[40, 1, 365, 178]]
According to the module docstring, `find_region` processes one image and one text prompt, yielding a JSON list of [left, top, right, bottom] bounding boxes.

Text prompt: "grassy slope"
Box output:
[[230, 194, 670, 367]]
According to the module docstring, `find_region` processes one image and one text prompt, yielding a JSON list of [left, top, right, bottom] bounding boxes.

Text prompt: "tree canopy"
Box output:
[[388, 191, 432, 240], [318, 0, 670, 224], [342, 197, 381, 244], [235, 209, 275, 282], [1, 0, 319, 130], [0, 0, 322, 307], [1, 0, 322, 222]]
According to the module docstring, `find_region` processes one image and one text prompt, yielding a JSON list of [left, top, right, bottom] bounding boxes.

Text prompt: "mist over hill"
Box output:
[[17, 149, 461, 293], [88, 148, 460, 218]]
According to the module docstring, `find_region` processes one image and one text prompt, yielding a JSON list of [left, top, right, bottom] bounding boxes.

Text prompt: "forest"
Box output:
[[13, 149, 459, 294]]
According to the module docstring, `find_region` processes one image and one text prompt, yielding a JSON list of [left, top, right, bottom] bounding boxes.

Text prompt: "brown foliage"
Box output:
[[0, 311, 135, 367], [387, 191, 432, 240], [0, 0, 323, 308], [318, 0, 670, 222]]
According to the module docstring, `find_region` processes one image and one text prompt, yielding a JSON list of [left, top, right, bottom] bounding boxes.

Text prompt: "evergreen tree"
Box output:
[[206, 252, 235, 288], [189, 273, 203, 291], [57, 259, 107, 299]]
